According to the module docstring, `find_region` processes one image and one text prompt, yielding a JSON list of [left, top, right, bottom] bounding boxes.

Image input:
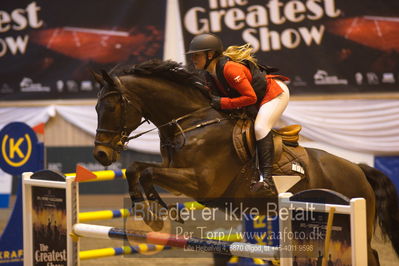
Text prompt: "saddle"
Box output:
[[232, 120, 309, 178]]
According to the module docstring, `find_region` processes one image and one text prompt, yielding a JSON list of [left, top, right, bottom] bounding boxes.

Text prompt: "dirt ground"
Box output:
[[1, 194, 398, 265]]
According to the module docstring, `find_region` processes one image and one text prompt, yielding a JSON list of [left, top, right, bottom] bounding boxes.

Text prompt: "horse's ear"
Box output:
[[90, 70, 104, 87], [101, 70, 115, 87]]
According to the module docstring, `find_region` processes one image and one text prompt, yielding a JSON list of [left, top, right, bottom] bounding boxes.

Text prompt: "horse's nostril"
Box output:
[[96, 150, 107, 159]]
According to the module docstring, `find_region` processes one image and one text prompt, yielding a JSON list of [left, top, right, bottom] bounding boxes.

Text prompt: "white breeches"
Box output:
[[254, 80, 290, 140]]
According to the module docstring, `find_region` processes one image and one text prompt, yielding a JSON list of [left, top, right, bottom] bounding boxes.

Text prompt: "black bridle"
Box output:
[[95, 76, 231, 152], [94, 74, 150, 152], [95, 89, 132, 152]]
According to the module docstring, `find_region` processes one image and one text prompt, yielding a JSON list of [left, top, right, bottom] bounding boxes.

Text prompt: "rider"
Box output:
[[186, 33, 290, 194]]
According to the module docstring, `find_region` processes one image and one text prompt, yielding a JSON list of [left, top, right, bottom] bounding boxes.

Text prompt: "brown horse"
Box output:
[[92, 60, 399, 265]]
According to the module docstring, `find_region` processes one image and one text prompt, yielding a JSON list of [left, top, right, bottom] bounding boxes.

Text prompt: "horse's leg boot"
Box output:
[[250, 132, 276, 194]]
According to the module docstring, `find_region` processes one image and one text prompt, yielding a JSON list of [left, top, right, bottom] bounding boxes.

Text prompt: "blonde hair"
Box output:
[[222, 43, 258, 66]]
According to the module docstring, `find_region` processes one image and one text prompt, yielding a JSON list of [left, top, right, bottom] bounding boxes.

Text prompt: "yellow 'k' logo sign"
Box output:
[[1, 134, 32, 167]]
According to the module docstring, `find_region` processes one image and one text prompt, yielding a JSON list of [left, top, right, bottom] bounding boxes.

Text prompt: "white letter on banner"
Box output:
[[6, 35, 29, 55], [242, 28, 260, 52], [267, 0, 286, 25], [284, 0, 306, 23], [12, 9, 28, 31], [306, 0, 324, 20], [324, 0, 341, 18], [224, 8, 245, 30], [281, 28, 301, 49], [246, 5, 268, 27], [209, 9, 226, 32], [299, 25, 325, 46], [26, 2, 43, 28], [184, 7, 209, 34]]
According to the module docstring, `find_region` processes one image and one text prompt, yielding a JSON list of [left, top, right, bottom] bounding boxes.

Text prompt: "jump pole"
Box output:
[[72, 223, 279, 259], [78, 200, 206, 222], [23, 170, 278, 265], [80, 244, 170, 260], [23, 169, 368, 265], [23, 169, 253, 265]]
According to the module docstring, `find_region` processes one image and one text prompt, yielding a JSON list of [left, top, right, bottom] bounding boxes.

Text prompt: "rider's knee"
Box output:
[[254, 124, 271, 140]]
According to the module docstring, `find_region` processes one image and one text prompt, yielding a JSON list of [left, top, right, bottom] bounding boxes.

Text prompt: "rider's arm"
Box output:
[[219, 62, 257, 109]]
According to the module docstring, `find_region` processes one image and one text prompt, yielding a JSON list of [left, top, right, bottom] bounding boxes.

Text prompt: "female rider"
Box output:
[[186, 33, 290, 194]]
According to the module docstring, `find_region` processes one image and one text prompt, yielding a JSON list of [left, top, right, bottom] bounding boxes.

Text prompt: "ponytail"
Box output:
[[222, 43, 258, 67]]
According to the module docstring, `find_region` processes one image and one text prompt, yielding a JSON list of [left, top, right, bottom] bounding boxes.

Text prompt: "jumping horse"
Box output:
[[92, 59, 399, 265]]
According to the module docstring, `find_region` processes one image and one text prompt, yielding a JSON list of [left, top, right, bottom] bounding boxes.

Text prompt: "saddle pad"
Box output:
[[272, 144, 309, 179], [232, 119, 255, 163]]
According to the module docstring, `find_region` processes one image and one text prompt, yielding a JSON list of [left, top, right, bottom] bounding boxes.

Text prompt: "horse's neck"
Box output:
[[122, 75, 209, 126]]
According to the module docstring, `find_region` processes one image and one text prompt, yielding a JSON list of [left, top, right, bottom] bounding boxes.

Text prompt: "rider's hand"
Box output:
[[210, 94, 222, 110]]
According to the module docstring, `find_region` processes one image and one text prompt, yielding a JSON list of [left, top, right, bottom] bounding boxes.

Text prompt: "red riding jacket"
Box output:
[[212, 61, 288, 110]]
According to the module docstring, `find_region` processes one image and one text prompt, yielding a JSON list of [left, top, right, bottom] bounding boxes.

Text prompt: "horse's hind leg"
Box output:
[[125, 161, 162, 208], [368, 247, 380, 266], [364, 186, 379, 266], [367, 212, 380, 266]]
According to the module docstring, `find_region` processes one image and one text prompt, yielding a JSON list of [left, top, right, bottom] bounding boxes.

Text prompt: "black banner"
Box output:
[[32, 186, 67, 265], [179, 0, 399, 94], [0, 0, 166, 100]]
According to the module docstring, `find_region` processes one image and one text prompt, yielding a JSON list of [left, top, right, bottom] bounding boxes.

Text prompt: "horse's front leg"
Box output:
[[125, 161, 162, 208], [139, 167, 198, 204], [138, 167, 200, 228], [134, 166, 197, 231]]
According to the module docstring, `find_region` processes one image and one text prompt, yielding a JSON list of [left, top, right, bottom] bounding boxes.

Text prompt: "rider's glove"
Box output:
[[210, 94, 222, 110]]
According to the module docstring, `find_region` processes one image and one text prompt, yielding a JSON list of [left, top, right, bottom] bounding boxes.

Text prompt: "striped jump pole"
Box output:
[[78, 200, 205, 222], [79, 208, 132, 222], [73, 223, 280, 259], [177, 201, 205, 211], [80, 244, 171, 260], [78, 208, 243, 241], [65, 165, 126, 182]]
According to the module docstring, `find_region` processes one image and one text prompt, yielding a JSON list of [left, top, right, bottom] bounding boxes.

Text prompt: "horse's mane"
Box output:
[[114, 59, 209, 96]]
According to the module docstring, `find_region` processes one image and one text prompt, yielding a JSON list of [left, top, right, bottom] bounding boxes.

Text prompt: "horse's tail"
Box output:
[[358, 163, 399, 256]]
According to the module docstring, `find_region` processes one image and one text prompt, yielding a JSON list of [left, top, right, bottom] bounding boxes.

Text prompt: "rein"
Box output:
[[126, 106, 229, 149], [95, 75, 233, 152], [96, 87, 229, 152]]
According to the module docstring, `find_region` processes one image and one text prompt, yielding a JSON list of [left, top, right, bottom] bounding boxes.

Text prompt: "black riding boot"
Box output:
[[250, 132, 276, 193]]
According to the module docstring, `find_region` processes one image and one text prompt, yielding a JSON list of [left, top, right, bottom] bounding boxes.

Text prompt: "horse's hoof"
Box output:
[[250, 181, 266, 192], [144, 218, 164, 232], [250, 181, 276, 195]]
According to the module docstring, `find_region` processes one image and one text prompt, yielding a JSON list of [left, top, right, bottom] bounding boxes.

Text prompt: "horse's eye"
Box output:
[[105, 103, 116, 112]]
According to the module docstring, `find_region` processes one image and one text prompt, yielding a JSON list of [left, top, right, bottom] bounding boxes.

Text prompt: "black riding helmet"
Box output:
[[186, 33, 223, 54], [186, 33, 223, 69]]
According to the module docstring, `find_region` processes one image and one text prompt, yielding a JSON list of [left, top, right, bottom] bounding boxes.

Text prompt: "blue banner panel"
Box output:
[[0, 194, 10, 208], [0, 181, 23, 265], [0, 0, 166, 100], [375, 156, 399, 194]]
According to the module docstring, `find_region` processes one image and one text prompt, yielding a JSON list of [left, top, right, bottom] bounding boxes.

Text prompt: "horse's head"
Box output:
[[92, 70, 143, 166]]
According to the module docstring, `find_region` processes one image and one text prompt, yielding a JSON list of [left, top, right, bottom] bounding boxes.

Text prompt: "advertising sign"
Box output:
[[0, 0, 166, 100], [31, 185, 67, 266], [179, 0, 399, 94], [0, 122, 44, 175]]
